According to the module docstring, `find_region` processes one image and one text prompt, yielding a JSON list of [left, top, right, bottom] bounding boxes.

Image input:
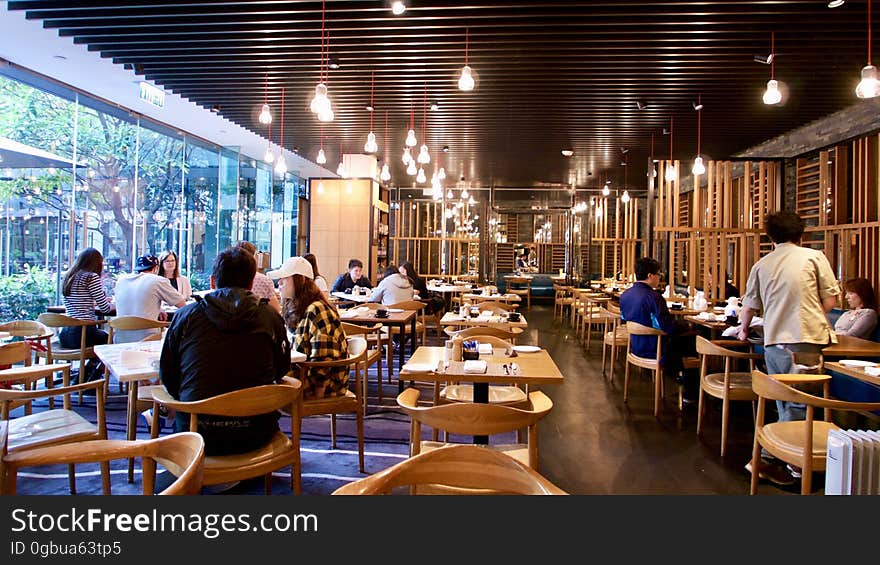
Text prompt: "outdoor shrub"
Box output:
[[0, 265, 56, 322]]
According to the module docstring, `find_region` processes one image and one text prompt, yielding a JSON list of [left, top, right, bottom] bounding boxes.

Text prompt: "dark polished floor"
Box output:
[[508, 303, 795, 495]]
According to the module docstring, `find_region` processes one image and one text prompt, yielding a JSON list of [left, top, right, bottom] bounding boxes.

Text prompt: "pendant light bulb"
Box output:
[[391, 1, 406, 16], [602, 184, 610, 197], [405, 129, 418, 147], [258, 103, 273, 125], [310, 83, 328, 114], [692, 156, 706, 175], [407, 159, 417, 176], [274, 157, 287, 176], [380, 163, 391, 182], [763, 79, 782, 105], [316, 148, 327, 165], [402, 147, 412, 165], [458, 65, 475, 91], [416, 167, 427, 184], [664, 163, 677, 182], [336, 161, 346, 178], [461, 187, 469, 199], [856, 64, 880, 98], [417, 144, 431, 164], [364, 131, 378, 153], [621, 190, 631, 204], [263, 145, 275, 163], [446, 188, 454, 199], [317, 106, 334, 122], [438, 167, 446, 180]]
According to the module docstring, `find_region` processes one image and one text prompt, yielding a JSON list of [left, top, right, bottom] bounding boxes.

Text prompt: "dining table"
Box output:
[[339, 306, 418, 392], [822, 335, 880, 358], [400, 345, 563, 444], [824, 361, 880, 388], [439, 311, 528, 329]]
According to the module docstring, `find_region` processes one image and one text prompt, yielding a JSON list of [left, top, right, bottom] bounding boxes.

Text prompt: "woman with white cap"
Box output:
[[269, 257, 348, 399]]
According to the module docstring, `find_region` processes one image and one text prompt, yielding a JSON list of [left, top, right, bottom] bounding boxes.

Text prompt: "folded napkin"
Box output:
[[401, 362, 436, 374], [477, 343, 494, 355], [463, 360, 488, 374], [865, 367, 880, 377], [339, 310, 358, 319]]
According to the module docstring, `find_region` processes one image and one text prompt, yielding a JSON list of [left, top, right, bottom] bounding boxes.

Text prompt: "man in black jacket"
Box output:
[[159, 246, 290, 455], [330, 258, 373, 293]]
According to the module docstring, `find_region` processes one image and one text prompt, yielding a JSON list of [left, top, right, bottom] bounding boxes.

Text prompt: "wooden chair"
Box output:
[[295, 337, 368, 473], [471, 300, 517, 312], [435, 334, 528, 407], [398, 387, 553, 469], [0, 342, 38, 416], [2, 432, 205, 496], [0, 320, 53, 362], [749, 370, 880, 495], [36, 313, 106, 405], [695, 337, 760, 457], [581, 295, 611, 350], [386, 299, 428, 346], [623, 321, 667, 418], [342, 322, 388, 408], [331, 444, 567, 495], [506, 276, 532, 309], [553, 285, 574, 321], [151, 379, 304, 494], [106, 316, 169, 403], [600, 306, 628, 383], [0, 364, 109, 495], [443, 325, 523, 344]]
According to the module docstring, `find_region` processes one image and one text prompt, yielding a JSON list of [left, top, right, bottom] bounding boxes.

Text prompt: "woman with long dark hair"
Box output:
[[834, 277, 878, 338], [60, 247, 114, 349], [158, 250, 192, 298], [399, 260, 443, 314], [270, 256, 348, 399], [303, 253, 329, 295]]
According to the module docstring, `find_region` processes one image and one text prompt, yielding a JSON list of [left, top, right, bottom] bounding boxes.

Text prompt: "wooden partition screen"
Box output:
[[590, 196, 641, 280], [391, 200, 478, 279]]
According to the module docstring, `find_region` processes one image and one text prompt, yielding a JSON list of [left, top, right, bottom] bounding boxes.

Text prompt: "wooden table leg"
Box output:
[[127, 380, 138, 483], [473, 383, 489, 445]]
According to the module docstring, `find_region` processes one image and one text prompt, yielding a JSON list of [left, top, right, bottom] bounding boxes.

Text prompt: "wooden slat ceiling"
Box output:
[[8, 0, 877, 203]]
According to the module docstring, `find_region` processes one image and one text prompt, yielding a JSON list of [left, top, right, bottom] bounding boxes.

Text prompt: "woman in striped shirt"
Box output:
[[60, 247, 115, 349]]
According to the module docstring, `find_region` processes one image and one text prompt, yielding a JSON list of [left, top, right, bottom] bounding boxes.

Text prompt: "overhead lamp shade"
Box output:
[[692, 156, 706, 175], [258, 103, 273, 125], [263, 145, 275, 163], [620, 190, 631, 204], [438, 167, 446, 180], [405, 129, 418, 147], [380, 163, 391, 182], [458, 65, 475, 91], [416, 166, 427, 183], [316, 148, 327, 165], [274, 158, 287, 176], [763, 79, 782, 105], [407, 159, 417, 176], [446, 188, 454, 199], [664, 163, 677, 182], [364, 131, 378, 153], [336, 161, 346, 177], [402, 147, 412, 165], [856, 64, 880, 98], [417, 145, 431, 164]]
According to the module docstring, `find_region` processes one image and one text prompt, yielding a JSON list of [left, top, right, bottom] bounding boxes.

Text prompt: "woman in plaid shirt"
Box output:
[[271, 256, 349, 399]]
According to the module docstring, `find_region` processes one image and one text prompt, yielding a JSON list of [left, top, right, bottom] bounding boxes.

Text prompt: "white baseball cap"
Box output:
[[268, 256, 314, 280]]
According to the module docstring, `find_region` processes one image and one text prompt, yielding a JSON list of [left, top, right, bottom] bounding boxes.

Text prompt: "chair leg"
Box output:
[[623, 362, 631, 403], [601, 343, 608, 376], [653, 368, 662, 418], [68, 464, 76, 494], [330, 414, 337, 448], [357, 409, 365, 474], [696, 388, 705, 436], [750, 439, 761, 495]]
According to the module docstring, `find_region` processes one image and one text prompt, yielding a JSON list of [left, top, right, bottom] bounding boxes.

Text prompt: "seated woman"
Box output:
[[271, 256, 348, 400], [303, 253, 330, 296], [369, 265, 414, 306], [834, 277, 878, 338], [399, 260, 444, 314], [158, 250, 192, 299]]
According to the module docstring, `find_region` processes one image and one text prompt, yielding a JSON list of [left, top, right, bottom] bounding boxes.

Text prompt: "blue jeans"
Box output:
[[764, 343, 824, 422]]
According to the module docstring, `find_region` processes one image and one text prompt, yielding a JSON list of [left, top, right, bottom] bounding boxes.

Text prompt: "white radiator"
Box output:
[[825, 429, 880, 495]]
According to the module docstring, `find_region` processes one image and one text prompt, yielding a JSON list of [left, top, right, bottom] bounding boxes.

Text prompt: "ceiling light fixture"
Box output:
[[621, 151, 631, 203], [762, 32, 782, 105], [274, 87, 287, 176], [258, 73, 273, 125], [636, 100, 647, 110], [328, 56, 340, 70], [380, 110, 391, 182], [458, 28, 476, 91], [561, 149, 574, 157], [856, 0, 880, 98], [391, 1, 406, 16], [405, 102, 417, 147], [364, 72, 378, 153], [692, 94, 706, 176], [665, 116, 677, 182], [828, 1, 845, 8], [442, 145, 450, 152], [311, 1, 334, 122], [430, 101, 439, 111], [336, 140, 346, 178], [417, 82, 431, 165]]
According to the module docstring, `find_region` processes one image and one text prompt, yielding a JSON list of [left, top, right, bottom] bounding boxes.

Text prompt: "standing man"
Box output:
[[737, 210, 839, 482], [113, 254, 186, 342], [159, 246, 291, 455], [330, 258, 373, 293], [619, 257, 698, 402]]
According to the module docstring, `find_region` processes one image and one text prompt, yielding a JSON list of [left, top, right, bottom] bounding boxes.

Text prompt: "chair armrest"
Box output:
[[0, 363, 71, 384], [0, 377, 103, 401], [281, 375, 303, 387], [772, 374, 832, 385], [150, 385, 174, 404]]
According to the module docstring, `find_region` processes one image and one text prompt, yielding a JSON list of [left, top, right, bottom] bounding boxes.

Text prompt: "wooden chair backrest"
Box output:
[[37, 313, 101, 329], [0, 320, 52, 340], [751, 370, 880, 412], [472, 301, 516, 312], [388, 300, 426, 312], [625, 321, 665, 337], [0, 341, 31, 366], [695, 336, 763, 360], [331, 444, 567, 495], [341, 322, 382, 336], [607, 302, 621, 315], [2, 433, 205, 495], [152, 382, 302, 420], [445, 326, 522, 342]]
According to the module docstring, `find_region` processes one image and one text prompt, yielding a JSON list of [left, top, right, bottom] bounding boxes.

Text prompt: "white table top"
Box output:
[[440, 312, 528, 328], [331, 290, 374, 303], [94, 340, 163, 383]]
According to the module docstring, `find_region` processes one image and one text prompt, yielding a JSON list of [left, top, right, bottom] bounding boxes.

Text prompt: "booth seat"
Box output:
[[495, 272, 557, 301], [824, 309, 880, 417]]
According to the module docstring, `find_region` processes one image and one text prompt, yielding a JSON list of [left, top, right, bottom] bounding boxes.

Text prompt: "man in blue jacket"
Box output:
[[619, 257, 697, 402]]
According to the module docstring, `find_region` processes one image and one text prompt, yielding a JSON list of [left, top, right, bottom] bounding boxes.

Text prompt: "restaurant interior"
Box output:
[[1, 1, 880, 496]]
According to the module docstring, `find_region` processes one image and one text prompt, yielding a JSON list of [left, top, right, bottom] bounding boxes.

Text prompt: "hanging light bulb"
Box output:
[[621, 190, 631, 204], [692, 156, 706, 175], [417, 144, 431, 164], [258, 103, 272, 125], [438, 167, 446, 180], [665, 115, 677, 181], [431, 172, 441, 190], [402, 146, 412, 165], [446, 188, 454, 199], [763, 79, 782, 105], [336, 160, 346, 177], [317, 181, 325, 194], [263, 145, 275, 163], [407, 159, 417, 176], [274, 157, 287, 176], [317, 107, 334, 122], [364, 131, 378, 153], [380, 162, 391, 182], [458, 28, 476, 91], [316, 148, 327, 164], [310, 83, 328, 114], [665, 163, 677, 182], [692, 94, 705, 175], [602, 184, 610, 197], [461, 187, 469, 199], [405, 129, 417, 147], [416, 166, 427, 183], [391, 1, 406, 15], [445, 208, 454, 218], [856, 65, 880, 98]]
